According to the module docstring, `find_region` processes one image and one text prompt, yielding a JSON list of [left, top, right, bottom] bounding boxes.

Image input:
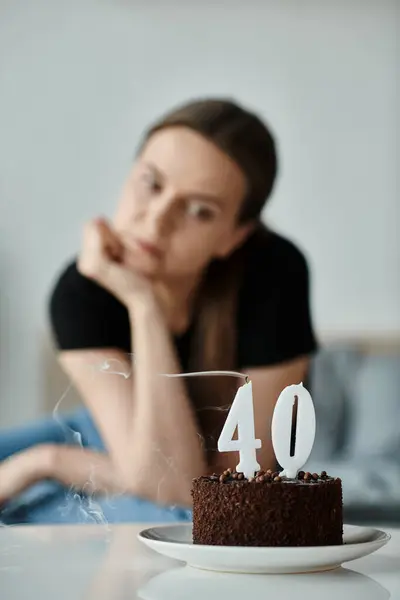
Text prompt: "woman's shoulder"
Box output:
[[242, 226, 310, 282], [50, 259, 121, 304], [48, 259, 130, 352], [240, 226, 312, 305], [237, 226, 317, 367]]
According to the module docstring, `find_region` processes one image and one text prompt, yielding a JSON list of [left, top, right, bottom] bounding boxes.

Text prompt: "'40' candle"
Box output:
[[217, 381, 316, 479]]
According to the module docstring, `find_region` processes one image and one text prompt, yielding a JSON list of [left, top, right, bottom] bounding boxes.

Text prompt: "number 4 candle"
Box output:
[[217, 379, 261, 480]]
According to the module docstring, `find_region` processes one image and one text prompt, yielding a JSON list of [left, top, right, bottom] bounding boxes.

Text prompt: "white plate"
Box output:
[[138, 524, 390, 574]]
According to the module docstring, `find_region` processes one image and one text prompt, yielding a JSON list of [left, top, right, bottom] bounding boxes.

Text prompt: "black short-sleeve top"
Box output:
[[49, 229, 318, 370]]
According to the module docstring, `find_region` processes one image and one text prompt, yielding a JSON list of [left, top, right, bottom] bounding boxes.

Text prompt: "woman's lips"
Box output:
[[135, 238, 164, 259]]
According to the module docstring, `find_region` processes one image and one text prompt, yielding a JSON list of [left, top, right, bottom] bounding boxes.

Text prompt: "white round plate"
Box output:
[[138, 524, 390, 574]]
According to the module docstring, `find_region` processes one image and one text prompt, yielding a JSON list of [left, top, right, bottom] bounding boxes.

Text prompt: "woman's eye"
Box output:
[[142, 173, 162, 193], [187, 201, 216, 222]]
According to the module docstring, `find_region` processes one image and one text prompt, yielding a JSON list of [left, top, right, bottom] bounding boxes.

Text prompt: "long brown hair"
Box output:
[[141, 99, 278, 459]]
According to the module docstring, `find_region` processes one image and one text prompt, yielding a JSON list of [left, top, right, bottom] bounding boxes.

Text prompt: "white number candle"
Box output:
[[217, 380, 261, 480], [271, 383, 316, 479]]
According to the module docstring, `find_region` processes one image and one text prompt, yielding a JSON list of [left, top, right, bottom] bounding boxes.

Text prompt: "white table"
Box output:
[[0, 524, 399, 599]]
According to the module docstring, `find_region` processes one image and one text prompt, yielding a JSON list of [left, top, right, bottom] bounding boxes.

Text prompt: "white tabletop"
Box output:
[[0, 523, 399, 600]]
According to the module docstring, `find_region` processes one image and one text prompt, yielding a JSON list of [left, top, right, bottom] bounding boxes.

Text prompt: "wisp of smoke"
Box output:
[[97, 356, 133, 379], [1, 357, 246, 528], [68, 361, 247, 519], [52, 385, 110, 528]]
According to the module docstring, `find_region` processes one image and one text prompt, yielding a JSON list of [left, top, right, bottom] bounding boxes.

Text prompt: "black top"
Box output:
[[49, 230, 317, 370]]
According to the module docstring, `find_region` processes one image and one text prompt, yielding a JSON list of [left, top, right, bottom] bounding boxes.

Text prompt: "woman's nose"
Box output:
[[146, 194, 178, 239]]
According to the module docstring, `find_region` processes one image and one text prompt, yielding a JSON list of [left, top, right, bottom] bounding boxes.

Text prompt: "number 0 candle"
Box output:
[[271, 383, 316, 479]]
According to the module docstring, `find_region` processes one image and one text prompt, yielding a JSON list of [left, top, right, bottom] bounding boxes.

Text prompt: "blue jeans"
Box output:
[[0, 408, 192, 525]]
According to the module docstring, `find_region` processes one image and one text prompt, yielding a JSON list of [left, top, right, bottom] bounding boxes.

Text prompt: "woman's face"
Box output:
[[113, 126, 251, 281]]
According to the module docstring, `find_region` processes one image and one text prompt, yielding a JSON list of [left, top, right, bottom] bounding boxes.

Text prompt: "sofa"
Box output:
[[305, 339, 400, 525]]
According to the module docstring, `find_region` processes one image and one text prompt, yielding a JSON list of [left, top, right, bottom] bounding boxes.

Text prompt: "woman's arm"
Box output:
[[0, 444, 125, 504], [59, 348, 135, 478], [51, 445, 126, 495], [128, 294, 206, 502], [58, 300, 205, 511], [60, 297, 205, 506]]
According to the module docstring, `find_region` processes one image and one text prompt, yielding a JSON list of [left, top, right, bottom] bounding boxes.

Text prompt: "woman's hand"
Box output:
[[78, 218, 156, 307], [0, 445, 55, 506]]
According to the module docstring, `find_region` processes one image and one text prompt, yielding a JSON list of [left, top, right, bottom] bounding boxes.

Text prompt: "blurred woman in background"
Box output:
[[0, 98, 317, 524]]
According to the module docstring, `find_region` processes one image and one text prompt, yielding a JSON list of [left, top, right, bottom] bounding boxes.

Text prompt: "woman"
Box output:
[[0, 98, 317, 524]]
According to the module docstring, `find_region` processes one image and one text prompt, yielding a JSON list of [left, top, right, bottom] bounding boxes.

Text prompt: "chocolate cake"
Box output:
[[191, 469, 343, 547]]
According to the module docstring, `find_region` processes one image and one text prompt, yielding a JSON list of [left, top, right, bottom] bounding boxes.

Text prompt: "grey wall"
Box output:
[[0, 0, 399, 426]]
